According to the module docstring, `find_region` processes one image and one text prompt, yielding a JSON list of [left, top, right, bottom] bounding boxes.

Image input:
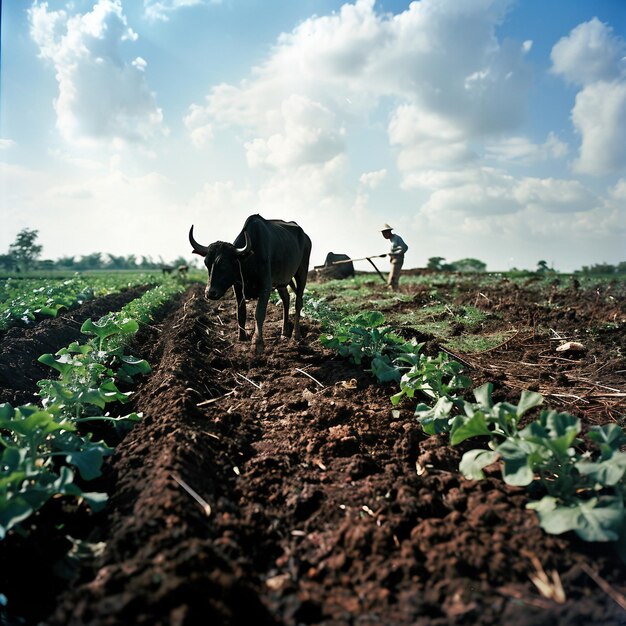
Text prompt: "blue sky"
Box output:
[[1, 0, 625, 271]]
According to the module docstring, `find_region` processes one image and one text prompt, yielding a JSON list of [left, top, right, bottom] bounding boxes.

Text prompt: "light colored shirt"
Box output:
[[389, 233, 408, 258]]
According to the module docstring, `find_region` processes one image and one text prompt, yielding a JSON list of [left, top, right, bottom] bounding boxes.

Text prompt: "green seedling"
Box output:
[[392, 351, 471, 406], [0, 403, 110, 538]]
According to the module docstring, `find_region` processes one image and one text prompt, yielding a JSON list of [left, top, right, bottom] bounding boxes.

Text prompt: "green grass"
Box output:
[[308, 270, 624, 354], [442, 331, 513, 354]]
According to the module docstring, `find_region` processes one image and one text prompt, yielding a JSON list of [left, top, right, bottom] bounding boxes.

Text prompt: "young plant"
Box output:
[[441, 384, 626, 549], [0, 403, 109, 539], [320, 311, 419, 383], [391, 351, 471, 406]]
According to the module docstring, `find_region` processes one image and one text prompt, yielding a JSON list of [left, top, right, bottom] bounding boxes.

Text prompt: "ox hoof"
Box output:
[[253, 342, 265, 355]]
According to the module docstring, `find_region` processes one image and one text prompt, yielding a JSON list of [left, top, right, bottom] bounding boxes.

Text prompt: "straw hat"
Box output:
[[381, 223, 393, 232]]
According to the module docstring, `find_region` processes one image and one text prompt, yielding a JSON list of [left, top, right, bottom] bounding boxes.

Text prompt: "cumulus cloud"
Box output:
[[359, 169, 387, 188], [551, 18, 626, 175], [485, 132, 568, 164], [173, 1, 622, 269], [551, 17, 626, 86], [29, 0, 165, 146], [188, 0, 530, 189], [421, 169, 597, 217], [184, 104, 214, 148], [389, 105, 476, 176], [514, 177, 596, 213], [570, 80, 626, 175], [144, 0, 218, 22], [244, 95, 345, 170]]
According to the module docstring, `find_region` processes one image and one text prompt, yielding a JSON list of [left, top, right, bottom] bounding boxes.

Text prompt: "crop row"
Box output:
[[0, 280, 187, 539], [305, 298, 626, 559], [0, 273, 166, 332]]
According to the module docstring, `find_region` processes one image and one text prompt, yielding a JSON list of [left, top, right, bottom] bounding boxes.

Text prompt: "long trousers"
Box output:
[[388, 256, 404, 291]]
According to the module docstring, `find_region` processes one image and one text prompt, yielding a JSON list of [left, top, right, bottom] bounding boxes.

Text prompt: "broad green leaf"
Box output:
[[576, 452, 626, 486], [35, 306, 58, 318], [76, 388, 108, 409], [459, 449, 499, 480], [545, 411, 580, 439], [370, 356, 401, 383], [351, 311, 385, 328], [81, 317, 139, 343], [120, 354, 151, 373], [0, 404, 15, 420], [0, 494, 37, 539], [528, 495, 624, 542], [473, 383, 493, 409], [38, 353, 77, 377], [496, 438, 538, 486], [416, 397, 454, 435], [65, 448, 106, 481], [79, 491, 108, 512], [99, 380, 131, 403], [450, 412, 492, 445], [516, 390, 544, 416], [81, 317, 121, 341], [1, 447, 27, 472], [0, 409, 73, 438], [588, 424, 626, 460]]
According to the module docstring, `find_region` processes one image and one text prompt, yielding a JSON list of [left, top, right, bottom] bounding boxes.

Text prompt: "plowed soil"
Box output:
[[0, 285, 151, 406], [2, 277, 625, 626]]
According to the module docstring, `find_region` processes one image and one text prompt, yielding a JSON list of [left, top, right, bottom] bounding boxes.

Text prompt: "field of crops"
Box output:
[[0, 270, 624, 625]]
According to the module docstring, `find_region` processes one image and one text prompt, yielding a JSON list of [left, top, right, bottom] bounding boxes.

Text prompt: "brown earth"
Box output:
[[0, 285, 152, 406], [1, 278, 625, 626]]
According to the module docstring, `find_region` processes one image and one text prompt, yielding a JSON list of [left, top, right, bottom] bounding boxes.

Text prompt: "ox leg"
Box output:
[[294, 290, 303, 341], [233, 284, 248, 341], [293, 251, 311, 342], [277, 287, 292, 338], [253, 289, 270, 354]]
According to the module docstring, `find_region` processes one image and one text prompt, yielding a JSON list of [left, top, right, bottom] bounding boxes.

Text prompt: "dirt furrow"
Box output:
[[0, 285, 153, 406], [45, 285, 625, 625]]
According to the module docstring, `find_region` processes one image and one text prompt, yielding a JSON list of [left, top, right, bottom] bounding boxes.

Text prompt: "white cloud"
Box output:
[[570, 80, 626, 175], [609, 177, 626, 201], [485, 132, 568, 164], [551, 17, 626, 86], [29, 0, 165, 146], [144, 0, 218, 22], [421, 169, 597, 217], [183, 104, 214, 148], [190, 0, 530, 184], [0, 139, 16, 150], [514, 177, 595, 213], [552, 18, 626, 176], [422, 168, 520, 216], [244, 95, 345, 170], [359, 169, 387, 188], [389, 105, 476, 176]]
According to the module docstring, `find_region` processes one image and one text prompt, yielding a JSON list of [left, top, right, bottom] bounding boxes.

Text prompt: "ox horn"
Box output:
[[235, 231, 252, 257], [189, 225, 210, 256]]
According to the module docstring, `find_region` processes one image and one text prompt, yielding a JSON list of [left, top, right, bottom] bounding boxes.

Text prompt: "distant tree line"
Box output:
[[0, 228, 190, 272], [427, 257, 487, 272], [427, 255, 625, 275], [575, 262, 626, 275]]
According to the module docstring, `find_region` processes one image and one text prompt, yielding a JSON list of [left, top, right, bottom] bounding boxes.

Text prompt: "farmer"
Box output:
[[381, 224, 408, 291]]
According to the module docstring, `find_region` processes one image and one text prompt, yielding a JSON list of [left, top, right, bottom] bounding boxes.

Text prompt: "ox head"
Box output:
[[189, 225, 251, 300]]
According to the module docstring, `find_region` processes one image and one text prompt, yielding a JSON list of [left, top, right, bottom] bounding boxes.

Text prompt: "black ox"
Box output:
[[189, 214, 312, 354]]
